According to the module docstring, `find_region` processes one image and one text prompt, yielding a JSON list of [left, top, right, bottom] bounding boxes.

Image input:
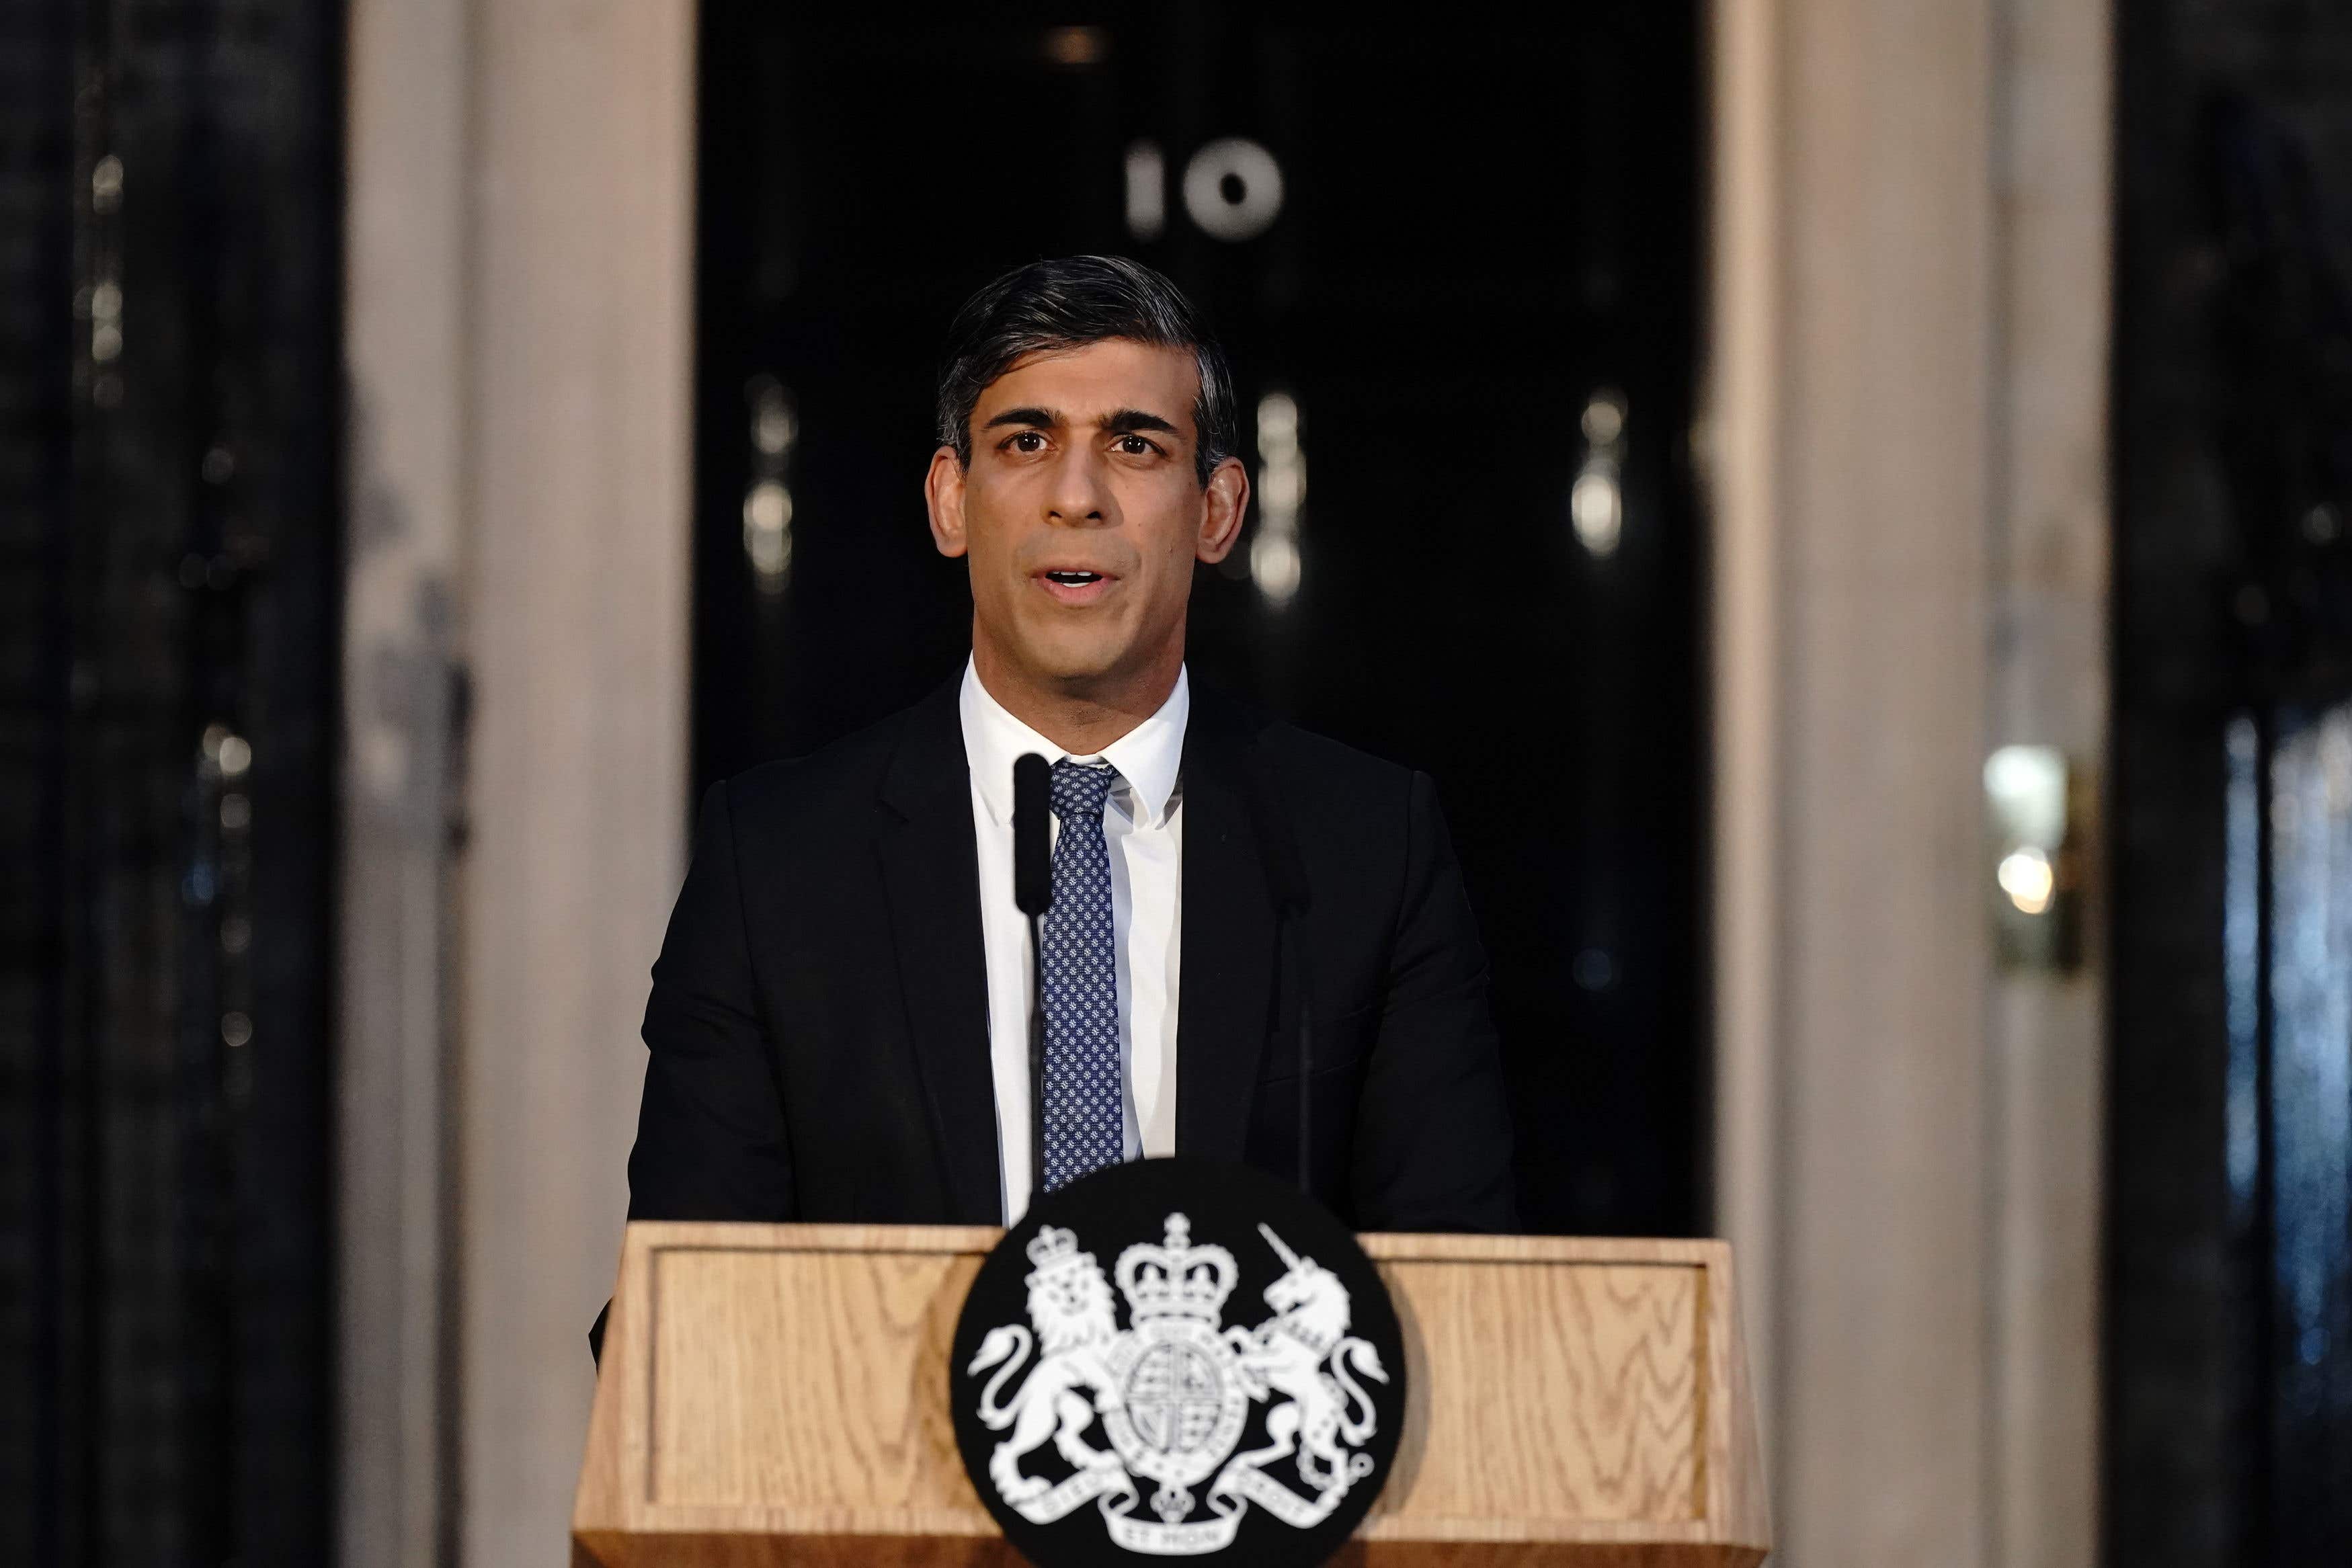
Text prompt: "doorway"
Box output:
[[693, 9, 1705, 1235]]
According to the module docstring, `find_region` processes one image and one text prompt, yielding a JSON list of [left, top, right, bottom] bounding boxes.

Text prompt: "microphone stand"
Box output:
[[1283, 907, 1313, 1194], [1026, 913, 1045, 1202], [1243, 755, 1315, 1197]]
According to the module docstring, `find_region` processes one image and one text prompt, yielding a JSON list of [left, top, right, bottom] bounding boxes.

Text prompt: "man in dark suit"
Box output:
[[622, 255, 1514, 1252]]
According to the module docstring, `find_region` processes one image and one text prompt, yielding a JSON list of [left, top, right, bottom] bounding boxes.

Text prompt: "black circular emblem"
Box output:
[[950, 1157, 1406, 1567]]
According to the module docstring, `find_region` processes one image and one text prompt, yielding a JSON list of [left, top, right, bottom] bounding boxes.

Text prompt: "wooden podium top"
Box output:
[[575, 1224, 1769, 1567]]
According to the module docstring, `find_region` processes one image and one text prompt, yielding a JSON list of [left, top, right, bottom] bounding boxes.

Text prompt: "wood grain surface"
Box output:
[[1368, 1260, 1699, 1527], [650, 1246, 981, 1511], [573, 1225, 1769, 1567]]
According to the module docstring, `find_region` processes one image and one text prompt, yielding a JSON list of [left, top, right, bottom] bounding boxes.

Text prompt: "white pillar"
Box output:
[[341, 0, 471, 1559], [1985, 2, 2111, 1563], [1709, 1, 2109, 1563], [342, 3, 694, 1563], [458, 3, 694, 1561]]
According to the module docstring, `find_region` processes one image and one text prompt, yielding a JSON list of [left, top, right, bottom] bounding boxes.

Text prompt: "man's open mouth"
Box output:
[[1035, 568, 1116, 606]]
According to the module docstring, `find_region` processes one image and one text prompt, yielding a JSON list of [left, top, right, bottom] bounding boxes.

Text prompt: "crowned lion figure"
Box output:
[[967, 1227, 1123, 1501]]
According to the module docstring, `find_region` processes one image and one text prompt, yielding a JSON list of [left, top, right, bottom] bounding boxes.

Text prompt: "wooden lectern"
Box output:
[[573, 1223, 1769, 1567]]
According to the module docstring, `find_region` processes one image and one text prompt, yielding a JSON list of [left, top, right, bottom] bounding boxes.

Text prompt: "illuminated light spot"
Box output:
[[1998, 846, 2055, 915], [1984, 745, 2068, 848], [1253, 390, 1307, 608], [752, 396, 795, 457], [1581, 390, 1625, 446], [1250, 533, 1300, 606], [743, 480, 793, 586], [1572, 466, 1622, 558]]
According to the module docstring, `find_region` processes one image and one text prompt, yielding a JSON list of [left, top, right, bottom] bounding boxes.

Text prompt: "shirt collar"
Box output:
[[959, 656, 1190, 829]]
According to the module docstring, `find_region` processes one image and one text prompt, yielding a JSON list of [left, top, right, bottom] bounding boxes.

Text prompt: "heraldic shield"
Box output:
[[950, 1157, 1407, 1568]]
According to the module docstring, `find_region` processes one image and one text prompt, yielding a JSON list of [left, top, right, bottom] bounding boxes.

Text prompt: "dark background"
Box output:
[[1, 1, 340, 1563], [2109, 0, 2352, 1559], [3, 1, 2351, 1563], [692, 7, 1708, 1242]]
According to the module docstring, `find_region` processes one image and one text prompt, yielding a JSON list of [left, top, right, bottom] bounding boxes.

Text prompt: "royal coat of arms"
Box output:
[[965, 1210, 1391, 1556]]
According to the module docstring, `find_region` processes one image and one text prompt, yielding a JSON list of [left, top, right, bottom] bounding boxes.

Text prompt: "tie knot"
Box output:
[[1049, 759, 1118, 821]]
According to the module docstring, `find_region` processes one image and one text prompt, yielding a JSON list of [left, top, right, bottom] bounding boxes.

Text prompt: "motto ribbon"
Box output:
[[1101, 1487, 1247, 1555], [1211, 1457, 1361, 1532], [1008, 1453, 1362, 1551], [1008, 1466, 1133, 1527]]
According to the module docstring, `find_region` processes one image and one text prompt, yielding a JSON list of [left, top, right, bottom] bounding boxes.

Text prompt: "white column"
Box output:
[[1709, 1, 2109, 1563], [1777, 7, 1996, 1561], [1703, 0, 1789, 1464], [458, 1, 694, 1562], [341, 0, 470, 1559], [1985, 2, 2111, 1564], [342, 2, 694, 1563]]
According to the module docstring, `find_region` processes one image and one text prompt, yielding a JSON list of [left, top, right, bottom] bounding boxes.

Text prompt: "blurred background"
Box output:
[[3, 1, 2349, 1565]]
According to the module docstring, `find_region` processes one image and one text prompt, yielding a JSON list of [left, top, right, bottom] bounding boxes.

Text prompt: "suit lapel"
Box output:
[[1176, 692, 1276, 1163], [876, 679, 1002, 1223]]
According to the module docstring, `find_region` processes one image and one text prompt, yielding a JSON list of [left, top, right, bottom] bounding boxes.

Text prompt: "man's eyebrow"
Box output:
[[982, 406, 1061, 430], [1098, 409, 1184, 438]]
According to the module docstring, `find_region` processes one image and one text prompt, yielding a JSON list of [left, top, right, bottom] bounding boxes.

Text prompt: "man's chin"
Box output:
[[1008, 631, 1145, 691]]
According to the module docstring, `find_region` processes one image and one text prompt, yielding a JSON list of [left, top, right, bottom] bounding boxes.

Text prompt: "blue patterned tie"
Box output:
[[1039, 759, 1123, 1192]]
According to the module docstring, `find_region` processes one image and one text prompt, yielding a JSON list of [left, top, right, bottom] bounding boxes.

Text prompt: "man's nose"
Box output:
[[1043, 446, 1113, 525]]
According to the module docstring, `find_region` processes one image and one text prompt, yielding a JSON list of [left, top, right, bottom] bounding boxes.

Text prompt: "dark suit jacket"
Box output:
[[623, 675, 1516, 1239]]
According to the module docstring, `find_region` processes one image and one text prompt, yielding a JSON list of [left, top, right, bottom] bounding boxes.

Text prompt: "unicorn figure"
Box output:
[[1225, 1223, 1389, 1493]]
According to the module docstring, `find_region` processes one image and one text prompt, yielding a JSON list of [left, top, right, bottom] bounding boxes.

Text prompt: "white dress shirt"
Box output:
[[961, 657, 1186, 1223]]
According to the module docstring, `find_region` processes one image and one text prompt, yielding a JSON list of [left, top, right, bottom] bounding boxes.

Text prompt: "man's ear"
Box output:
[[1195, 455, 1250, 565], [924, 446, 970, 559]]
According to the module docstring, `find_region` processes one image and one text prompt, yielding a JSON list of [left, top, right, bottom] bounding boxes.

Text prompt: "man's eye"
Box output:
[[1007, 431, 1046, 453], [1117, 434, 1156, 456]]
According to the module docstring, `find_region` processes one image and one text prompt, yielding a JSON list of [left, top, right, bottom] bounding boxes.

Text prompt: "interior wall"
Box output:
[[341, 2, 694, 1563], [1707, 1, 2110, 1565]]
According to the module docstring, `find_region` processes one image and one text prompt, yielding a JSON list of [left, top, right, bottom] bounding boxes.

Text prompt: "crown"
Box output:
[[1024, 1225, 1097, 1288], [1114, 1212, 1238, 1323]]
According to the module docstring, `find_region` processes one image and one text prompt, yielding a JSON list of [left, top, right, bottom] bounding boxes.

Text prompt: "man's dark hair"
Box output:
[[936, 255, 1239, 486]]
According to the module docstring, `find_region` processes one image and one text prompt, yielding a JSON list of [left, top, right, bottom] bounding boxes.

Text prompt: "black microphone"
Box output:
[[1013, 753, 1053, 917], [1012, 754, 1053, 1207], [1242, 754, 1315, 1195]]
